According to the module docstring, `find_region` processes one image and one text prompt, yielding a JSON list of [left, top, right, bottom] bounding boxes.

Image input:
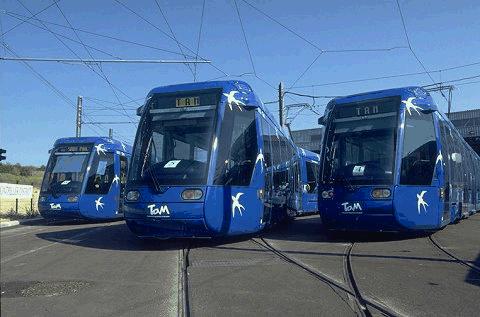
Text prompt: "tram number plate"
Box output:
[[176, 96, 200, 107]]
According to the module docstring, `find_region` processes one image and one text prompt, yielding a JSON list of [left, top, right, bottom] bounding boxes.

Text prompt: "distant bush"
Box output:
[[0, 163, 45, 187], [0, 163, 44, 178]]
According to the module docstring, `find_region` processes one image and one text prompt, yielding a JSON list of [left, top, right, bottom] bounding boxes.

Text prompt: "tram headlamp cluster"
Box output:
[[321, 190, 334, 199], [371, 188, 391, 199], [181, 189, 203, 200], [67, 195, 79, 202], [126, 190, 140, 201]]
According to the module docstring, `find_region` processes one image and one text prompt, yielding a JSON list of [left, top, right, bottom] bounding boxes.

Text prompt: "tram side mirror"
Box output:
[[136, 105, 145, 116], [452, 153, 462, 163], [318, 116, 325, 125]]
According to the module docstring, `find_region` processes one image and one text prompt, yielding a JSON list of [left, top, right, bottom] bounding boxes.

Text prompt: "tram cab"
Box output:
[[39, 137, 131, 220], [318, 87, 480, 231]]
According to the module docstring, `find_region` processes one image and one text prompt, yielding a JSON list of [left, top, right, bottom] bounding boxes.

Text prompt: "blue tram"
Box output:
[[318, 86, 480, 231], [39, 137, 132, 220], [297, 148, 320, 215], [124, 80, 301, 238]]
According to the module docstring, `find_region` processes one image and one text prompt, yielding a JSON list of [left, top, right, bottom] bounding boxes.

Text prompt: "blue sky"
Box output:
[[1, 0, 479, 166]]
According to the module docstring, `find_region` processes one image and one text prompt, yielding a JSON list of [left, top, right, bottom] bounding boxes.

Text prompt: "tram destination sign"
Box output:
[[151, 89, 221, 110], [55, 144, 92, 153], [335, 96, 400, 119]]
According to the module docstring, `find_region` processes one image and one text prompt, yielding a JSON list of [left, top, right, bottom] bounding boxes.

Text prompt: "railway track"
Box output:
[[179, 242, 192, 317], [251, 237, 402, 317], [428, 235, 480, 274]]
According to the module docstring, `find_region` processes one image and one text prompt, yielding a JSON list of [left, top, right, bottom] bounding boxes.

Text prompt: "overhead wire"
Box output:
[[5, 12, 123, 59], [0, 0, 58, 36], [233, 0, 256, 75], [113, 0, 229, 77], [1, 42, 122, 139], [4, 11, 195, 58], [395, 0, 447, 101], [193, 0, 206, 81], [153, 0, 195, 78], [53, 1, 133, 118], [290, 60, 480, 89]]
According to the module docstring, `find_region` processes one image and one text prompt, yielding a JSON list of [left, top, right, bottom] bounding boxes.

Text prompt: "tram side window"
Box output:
[[261, 118, 273, 168], [214, 108, 258, 186], [439, 119, 451, 199], [120, 155, 128, 198], [305, 161, 319, 193], [400, 112, 437, 185], [85, 153, 115, 194]]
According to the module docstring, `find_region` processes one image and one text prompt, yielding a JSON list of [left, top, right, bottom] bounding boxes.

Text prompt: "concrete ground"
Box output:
[[1, 214, 479, 316]]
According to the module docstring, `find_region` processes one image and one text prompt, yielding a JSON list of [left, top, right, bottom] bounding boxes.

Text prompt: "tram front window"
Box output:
[[323, 112, 398, 185], [41, 150, 90, 195], [130, 112, 215, 187]]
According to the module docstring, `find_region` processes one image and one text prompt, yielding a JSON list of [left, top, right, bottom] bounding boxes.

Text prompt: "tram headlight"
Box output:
[[321, 190, 334, 199], [39, 196, 47, 202], [181, 189, 203, 200], [126, 190, 140, 201], [371, 188, 391, 199], [67, 195, 79, 202]]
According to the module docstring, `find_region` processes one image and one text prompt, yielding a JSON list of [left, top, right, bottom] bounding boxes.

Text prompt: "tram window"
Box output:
[[214, 108, 258, 186], [271, 128, 282, 166], [85, 153, 115, 194], [400, 112, 437, 185], [261, 118, 273, 167], [305, 161, 319, 193]]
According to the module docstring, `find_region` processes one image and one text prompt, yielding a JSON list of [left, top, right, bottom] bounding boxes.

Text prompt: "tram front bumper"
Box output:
[[124, 202, 210, 238], [38, 201, 82, 219]]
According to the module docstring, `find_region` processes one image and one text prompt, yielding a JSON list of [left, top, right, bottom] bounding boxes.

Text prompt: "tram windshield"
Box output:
[[322, 97, 399, 185], [41, 144, 92, 195], [129, 91, 219, 188]]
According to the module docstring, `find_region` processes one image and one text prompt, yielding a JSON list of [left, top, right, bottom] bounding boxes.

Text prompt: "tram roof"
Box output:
[[330, 86, 438, 110], [148, 80, 252, 95], [53, 137, 132, 153]]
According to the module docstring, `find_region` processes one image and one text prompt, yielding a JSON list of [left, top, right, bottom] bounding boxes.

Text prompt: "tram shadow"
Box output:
[[466, 253, 480, 287], [35, 222, 186, 251], [263, 214, 431, 243], [19, 217, 122, 227]]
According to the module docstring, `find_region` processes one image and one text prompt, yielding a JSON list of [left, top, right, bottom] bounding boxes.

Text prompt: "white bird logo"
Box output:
[[417, 191, 429, 214], [402, 97, 424, 115], [231, 192, 245, 218], [223, 91, 245, 111], [436, 151, 443, 165], [112, 174, 120, 185], [95, 197, 105, 211], [255, 149, 265, 167], [301, 148, 306, 156], [94, 143, 107, 155], [121, 143, 126, 151]]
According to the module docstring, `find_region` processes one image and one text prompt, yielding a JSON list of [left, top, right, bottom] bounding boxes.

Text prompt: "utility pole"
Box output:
[[109, 128, 113, 139], [447, 86, 453, 116], [278, 82, 285, 128], [76, 96, 83, 137]]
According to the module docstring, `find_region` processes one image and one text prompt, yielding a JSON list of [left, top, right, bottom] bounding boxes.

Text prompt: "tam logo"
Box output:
[[148, 204, 170, 217], [341, 202, 362, 213], [50, 203, 61, 210]]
